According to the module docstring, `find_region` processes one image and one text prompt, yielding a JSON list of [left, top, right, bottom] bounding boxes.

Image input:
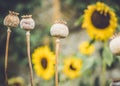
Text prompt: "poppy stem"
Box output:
[[55, 38, 60, 86], [26, 31, 34, 86], [4, 27, 11, 86]]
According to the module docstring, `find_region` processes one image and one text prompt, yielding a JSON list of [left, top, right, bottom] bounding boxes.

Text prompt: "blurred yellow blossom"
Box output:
[[8, 77, 25, 86], [79, 41, 95, 55], [63, 57, 82, 79], [32, 46, 55, 80], [82, 2, 117, 41]]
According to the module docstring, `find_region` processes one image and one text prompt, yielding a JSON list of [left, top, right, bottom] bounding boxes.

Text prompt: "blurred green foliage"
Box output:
[[0, 0, 41, 85]]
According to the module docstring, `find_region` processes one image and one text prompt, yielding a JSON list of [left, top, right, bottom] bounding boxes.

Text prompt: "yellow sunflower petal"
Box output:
[[32, 46, 55, 80]]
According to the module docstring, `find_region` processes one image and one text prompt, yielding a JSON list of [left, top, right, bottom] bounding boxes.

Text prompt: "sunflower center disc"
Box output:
[[91, 11, 110, 29], [70, 64, 76, 71], [14, 83, 21, 86], [41, 58, 47, 69]]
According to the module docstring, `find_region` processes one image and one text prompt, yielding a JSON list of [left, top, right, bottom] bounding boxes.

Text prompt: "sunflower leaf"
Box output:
[[116, 56, 120, 62], [74, 15, 84, 26], [81, 57, 95, 73], [102, 46, 113, 66]]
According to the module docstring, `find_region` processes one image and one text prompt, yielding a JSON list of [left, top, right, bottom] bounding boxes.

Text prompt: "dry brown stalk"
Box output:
[[55, 38, 60, 86], [4, 27, 11, 86], [26, 31, 34, 86]]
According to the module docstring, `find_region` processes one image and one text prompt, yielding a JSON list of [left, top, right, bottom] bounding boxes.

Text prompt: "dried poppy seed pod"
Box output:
[[110, 79, 120, 86], [109, 33, 120, 55], [20, 15, 35, 30], [50, 19, 69, 38], [4, 11, 19, 28]]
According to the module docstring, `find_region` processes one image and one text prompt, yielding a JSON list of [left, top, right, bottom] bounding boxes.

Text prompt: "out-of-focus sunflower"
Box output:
[[82, 2, 117, 41], [32, 46, 55, 80], [79, 41, 95, 55], [8, 77, 25, 86], [63, 57, 82, 79]]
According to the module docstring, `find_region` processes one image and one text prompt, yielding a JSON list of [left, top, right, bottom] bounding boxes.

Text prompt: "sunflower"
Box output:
[[63, 57, 82, 79], [82, 2, 117, 41], [32, 46, 55, 80], [79, 41, 95, 55], [8, 77, 25, 86]]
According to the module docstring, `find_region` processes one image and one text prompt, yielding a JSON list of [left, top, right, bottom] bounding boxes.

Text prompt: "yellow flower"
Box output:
[[79, 41, 95, 55], [82, 2, 117, 41], [63, 57, 82, 79], [8, 77, 25, 86], [32, 46, 55, 80]]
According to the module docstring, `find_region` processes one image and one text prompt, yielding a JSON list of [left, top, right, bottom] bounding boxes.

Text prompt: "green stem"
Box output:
[[101, 61, 106, 86]]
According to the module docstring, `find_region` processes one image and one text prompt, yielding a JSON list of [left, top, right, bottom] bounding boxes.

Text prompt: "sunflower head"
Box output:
[[63, 57, 83, 79], [82, 2, 118, 41], [79, 41, 95, 55], [8, 77, 25, 86], [32, 46, 55, 80]]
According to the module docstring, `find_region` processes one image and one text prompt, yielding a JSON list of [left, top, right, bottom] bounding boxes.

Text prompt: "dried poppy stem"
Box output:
[[26, 31, 34, 86], [53, 0, 61, 20], [4, 27, 11, 86], [55, 38, 60, 86], [50, 19, 69, 86]]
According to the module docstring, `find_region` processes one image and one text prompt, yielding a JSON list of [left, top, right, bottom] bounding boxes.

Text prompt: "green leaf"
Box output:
[[102, 46, 113, 66], [116, 56, 120, 62], [81, 57, 95, 73], [74, 15, 84, 26]]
